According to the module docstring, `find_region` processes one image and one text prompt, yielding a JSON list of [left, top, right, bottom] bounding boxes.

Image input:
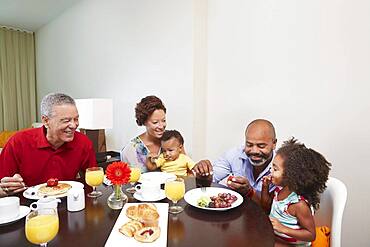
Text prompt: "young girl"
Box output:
[[146, 130, 195, 176], [261, 138, 331, 246]]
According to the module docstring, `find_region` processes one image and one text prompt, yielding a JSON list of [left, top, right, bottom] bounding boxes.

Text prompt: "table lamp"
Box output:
[[75, 98, 113, 153]]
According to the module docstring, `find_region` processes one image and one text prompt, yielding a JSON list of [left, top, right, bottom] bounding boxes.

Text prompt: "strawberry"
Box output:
[[227, 175, 234, 184], [47, 178, 59, 187]]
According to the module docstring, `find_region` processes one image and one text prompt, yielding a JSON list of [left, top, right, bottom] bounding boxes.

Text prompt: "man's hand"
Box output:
[[192, 160, 213, 176], [0, 174, 27, 196], [226, 176, 252, 195]]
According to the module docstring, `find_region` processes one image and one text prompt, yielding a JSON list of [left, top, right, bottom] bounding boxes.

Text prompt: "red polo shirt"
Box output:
[[0, 127, 96, 186]]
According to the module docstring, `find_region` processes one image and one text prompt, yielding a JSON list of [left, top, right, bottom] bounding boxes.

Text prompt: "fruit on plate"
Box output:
[[197, 196, 211, 207], [197, 193, 238, 208], [227, 175, 234, 185], [47, 178, 59, 187]]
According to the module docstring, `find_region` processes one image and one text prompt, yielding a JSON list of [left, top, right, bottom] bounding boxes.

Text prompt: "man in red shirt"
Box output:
[[0, 93, 96, 197]]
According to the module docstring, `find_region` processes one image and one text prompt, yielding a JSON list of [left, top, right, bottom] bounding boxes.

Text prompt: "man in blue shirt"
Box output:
[[192, 119, 277, 200]]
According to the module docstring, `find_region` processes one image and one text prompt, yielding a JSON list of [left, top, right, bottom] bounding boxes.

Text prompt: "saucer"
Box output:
[[133, 189, 166, 202], [0, 206, 30, 226]]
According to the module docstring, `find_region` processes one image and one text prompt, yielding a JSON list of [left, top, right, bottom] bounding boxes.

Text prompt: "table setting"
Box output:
[[0, 162, 275, 247]]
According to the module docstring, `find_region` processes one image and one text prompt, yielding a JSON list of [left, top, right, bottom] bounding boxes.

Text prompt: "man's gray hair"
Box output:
[[40, 93, 75, 117]]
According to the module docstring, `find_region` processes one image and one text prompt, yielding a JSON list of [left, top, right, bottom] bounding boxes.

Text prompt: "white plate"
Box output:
[[184, 187, 243, 211], [105, 203, 169, 247], [23, 181, 84, 200], [133, 189, 166, 202], [0, 206, 30, 226], [139, 172, 176, 184]]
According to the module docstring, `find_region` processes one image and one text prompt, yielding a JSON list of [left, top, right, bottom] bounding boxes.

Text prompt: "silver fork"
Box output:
[[201, 187, 206, 193]]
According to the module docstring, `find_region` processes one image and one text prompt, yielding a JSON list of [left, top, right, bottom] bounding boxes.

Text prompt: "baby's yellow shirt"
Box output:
[[155, 153, 195, 176]]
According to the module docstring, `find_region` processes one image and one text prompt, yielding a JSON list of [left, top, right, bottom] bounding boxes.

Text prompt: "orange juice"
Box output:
[[129, 167, 141, 183], [165, 180, 185, 202], [26, 215, 59, 244], [86, 169, 104, 187]]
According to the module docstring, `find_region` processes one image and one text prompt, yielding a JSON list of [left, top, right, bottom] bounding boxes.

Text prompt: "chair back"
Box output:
[[314, 176, 347, 247]]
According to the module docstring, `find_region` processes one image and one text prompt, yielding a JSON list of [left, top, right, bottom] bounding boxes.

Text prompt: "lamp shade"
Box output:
[[75, 98, 113, 130]]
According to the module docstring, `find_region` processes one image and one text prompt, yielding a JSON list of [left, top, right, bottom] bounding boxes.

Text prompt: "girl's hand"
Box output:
[[262, 175, 272, 187], [260, 175, 273, 212], [269, 217, 286, 234]]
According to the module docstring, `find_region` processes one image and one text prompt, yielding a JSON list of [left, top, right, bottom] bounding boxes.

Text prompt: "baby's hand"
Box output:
[[269, 217, 285, 233], [147, 153, 159, 163]]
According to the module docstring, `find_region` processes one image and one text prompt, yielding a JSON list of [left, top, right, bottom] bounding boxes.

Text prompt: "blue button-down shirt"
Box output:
[[212, 145, 275, 193]]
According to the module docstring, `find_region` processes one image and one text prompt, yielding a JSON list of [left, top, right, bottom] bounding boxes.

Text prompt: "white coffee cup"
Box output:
[[30, 197, 61, 211], [0, 197, 20, 222], [67, 187, 85, 212], [135, 182, 161, 200]]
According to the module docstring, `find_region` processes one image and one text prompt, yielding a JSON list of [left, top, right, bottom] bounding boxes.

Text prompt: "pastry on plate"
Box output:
[[119, 220, 143, 237], [38, 182, 72, 196], [126, 203, 157, 221], [134, 226, 161, 243]]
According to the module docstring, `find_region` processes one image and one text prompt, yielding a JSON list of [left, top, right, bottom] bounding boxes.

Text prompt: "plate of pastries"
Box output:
[[105, 203, 169, 247]]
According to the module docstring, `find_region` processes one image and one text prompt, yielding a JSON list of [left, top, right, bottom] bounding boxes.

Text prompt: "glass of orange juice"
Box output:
[[126, 166, 141, 193], [85, 167, 104, 198], [25, 208, 59, 247], [165, 177, 185, 214]]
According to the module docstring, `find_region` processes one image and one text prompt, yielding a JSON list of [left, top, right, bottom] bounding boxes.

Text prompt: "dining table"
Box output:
[[0, 176, 275, 247]]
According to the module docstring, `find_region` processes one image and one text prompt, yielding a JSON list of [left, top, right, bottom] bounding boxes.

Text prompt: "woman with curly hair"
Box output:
[[120, 95, 167, 172], [261, 138, 331, 246]]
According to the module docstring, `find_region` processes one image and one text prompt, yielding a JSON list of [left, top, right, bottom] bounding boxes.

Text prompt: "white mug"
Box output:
[[67, 187, 85, 212], [0, 197, 20, 222], [135, 182, 161, 200], [30, 197, 61, 211]]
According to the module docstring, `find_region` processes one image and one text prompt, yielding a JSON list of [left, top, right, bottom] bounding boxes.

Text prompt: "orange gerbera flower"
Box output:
[[106, 162, 131, 185]]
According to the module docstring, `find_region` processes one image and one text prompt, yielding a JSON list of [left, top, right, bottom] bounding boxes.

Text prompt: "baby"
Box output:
[[261, 138, 331, 246], [146, 130, 195, 176]]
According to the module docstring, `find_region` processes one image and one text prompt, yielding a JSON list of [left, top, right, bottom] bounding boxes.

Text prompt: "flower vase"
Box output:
[[107, 184, 128, 210]]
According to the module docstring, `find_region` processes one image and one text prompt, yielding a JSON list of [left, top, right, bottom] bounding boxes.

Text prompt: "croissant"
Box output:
[[126, 203, 158, 222], [119, 220, 143, 237]]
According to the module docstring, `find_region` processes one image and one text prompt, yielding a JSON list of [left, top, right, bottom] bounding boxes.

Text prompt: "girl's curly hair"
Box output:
[[277, 138, 331, 211], [135, 95, 166, 126]]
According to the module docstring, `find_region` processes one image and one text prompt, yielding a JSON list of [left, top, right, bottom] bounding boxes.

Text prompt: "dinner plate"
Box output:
[[184, 187, 243, 211], [133, 189, 166, 202], [23, 181, 84, 200], [138, 172, 176, 184], [0, 206, 30, 226]]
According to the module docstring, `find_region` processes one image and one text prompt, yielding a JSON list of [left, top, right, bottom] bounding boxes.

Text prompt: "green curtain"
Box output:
[[0, 27, 37, 131]]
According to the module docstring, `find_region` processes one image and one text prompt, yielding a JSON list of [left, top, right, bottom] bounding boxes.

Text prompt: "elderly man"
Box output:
[[0, 93, 96, 197], [192, 119, 277, 200]]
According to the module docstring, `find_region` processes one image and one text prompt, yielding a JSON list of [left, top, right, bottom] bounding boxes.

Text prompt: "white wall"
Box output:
[[36, 0, 194, 154], [207, 1, 370, 246], [36, 0, 369, 245]]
